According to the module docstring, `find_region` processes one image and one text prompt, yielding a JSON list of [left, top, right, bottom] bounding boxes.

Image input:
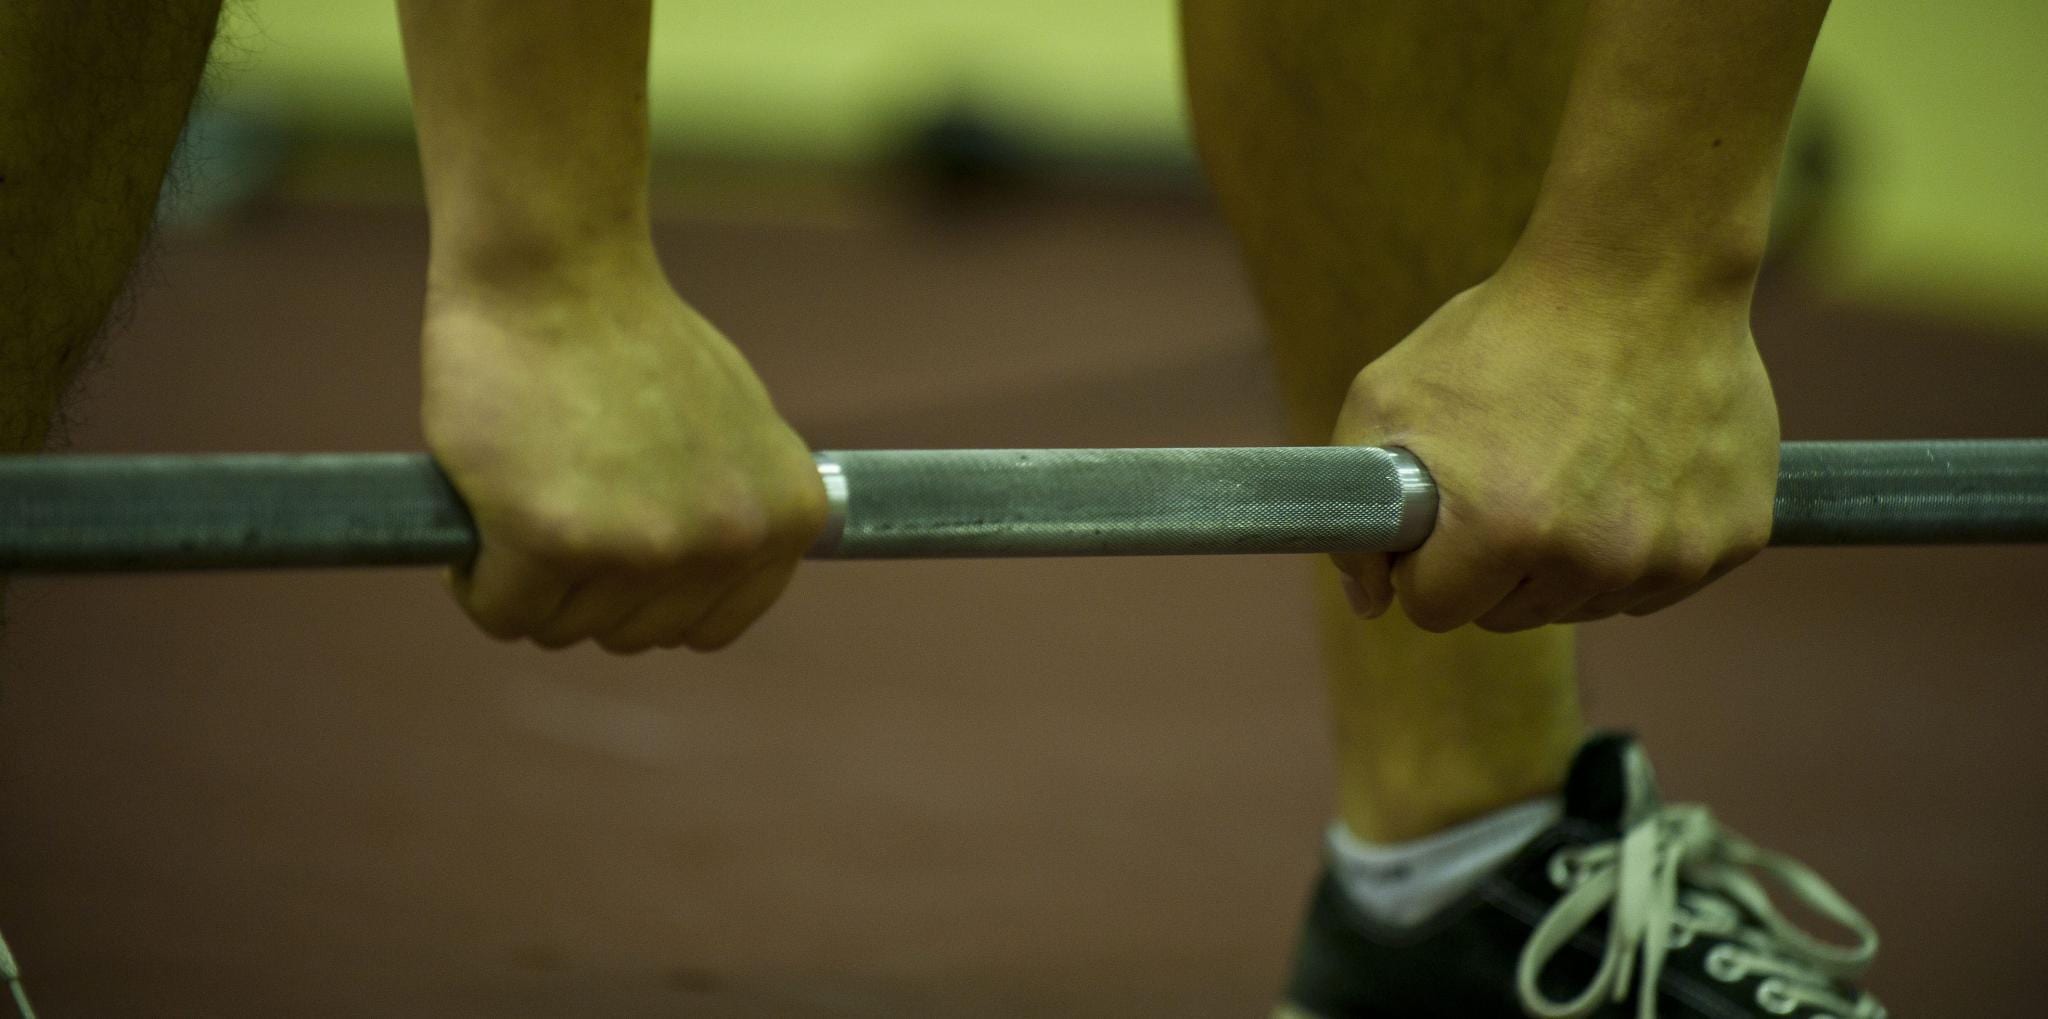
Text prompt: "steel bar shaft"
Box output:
[[1, 440, 2045, 571], [0, 453, 475, 572], [814, 446, 1434, 557], [1769, 439, 2048, 545]]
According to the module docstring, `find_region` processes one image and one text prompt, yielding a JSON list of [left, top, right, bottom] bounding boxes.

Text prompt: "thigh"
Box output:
[[1180, 0, 1585, 441], [0, 0, 223, 451]]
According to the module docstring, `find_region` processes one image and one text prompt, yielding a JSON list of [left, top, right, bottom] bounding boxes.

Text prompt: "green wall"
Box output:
[[213, 0, 2048, 328], [1798, 0, 2048, 328]]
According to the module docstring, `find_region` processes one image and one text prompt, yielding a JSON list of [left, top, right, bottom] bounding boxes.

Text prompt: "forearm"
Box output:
[[396, 0, 657, 290], [1515, 0, 1830, 296]]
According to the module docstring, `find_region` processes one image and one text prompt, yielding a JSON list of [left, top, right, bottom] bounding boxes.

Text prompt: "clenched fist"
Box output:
[[1333, 259, 1779, 633], [422, 248, 824, 653]]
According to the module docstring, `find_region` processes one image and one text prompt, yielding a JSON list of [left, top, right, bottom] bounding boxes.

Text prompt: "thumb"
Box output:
[[1328, 368, 1406, 621], [1330, 551, 1394, 619]]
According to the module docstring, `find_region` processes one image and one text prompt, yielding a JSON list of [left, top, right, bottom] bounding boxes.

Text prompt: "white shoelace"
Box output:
[[0, 925, 34, 1019], [1515, 804, 1883, 1019]]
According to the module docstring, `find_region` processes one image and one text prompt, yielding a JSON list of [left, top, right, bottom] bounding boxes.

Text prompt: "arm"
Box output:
[[1519, 0, 1831, 296], [398, 1, 823, 652], [400, 1, 656, 292], [1335, 0, 1829, 631]]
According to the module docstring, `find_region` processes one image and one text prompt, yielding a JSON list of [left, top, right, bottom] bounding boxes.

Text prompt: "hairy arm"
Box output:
[[397, 1, 822, 653], [1338, 0, 1829, 631]]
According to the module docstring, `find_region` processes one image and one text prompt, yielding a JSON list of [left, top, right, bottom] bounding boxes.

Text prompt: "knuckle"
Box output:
[[1494, 510, 1575, 570], [1578, 555, 1640, 594], [503, 510, 611, 565], [527, 517, 763, 571], [1647, 540, 1716, 587], [1729, 520, 1772, 562], [746, 492, 827, 559], [1403, 600, 1465, 634], [1571, 529, 1652, 591], [502, 503, 588, 559], [1676, 551, 1719, 585], [692, 511, 771, 563], [493, 495, 771, 569], [574, 519, 692, 568], [780, 479, 832, 544], [613, 519, 693, 566]]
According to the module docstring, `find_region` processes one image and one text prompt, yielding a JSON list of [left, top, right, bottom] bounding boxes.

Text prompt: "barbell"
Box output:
[[1, 440, 2045, 572]]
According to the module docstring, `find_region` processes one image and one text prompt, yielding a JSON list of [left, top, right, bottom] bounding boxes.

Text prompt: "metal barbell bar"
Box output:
[[1, 440, 2045, 572]]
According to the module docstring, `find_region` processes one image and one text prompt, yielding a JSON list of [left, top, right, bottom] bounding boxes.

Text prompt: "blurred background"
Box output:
[[3, 0, 2046, 1015]]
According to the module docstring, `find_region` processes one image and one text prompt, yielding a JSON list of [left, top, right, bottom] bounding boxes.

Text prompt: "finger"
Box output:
[[1556, 527, 1753, 626], [1474, 573, 1601, 633], [1621, 559, 1743, 617], [590, 575, 740, 655], [450, 543, 576, 640], [530, 571, 686, 650], [1557, 561, 1692, 623], [665, 558, 800, 652], [1329, 552, 1394, 619], [1616, 577, 1714, 618], [1326, 382, 1406, 623], [1557, 577, 1695, 625], [1557, 552, 1734, 624], [1390, 530, 1523, 633], [1553, 589, 1638, 625]]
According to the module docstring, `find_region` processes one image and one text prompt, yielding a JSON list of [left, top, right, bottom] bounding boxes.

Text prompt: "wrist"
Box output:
[[1512, 109, 1785, 308], [426, 221, 661, 305], [1503, 193, 1768, 312], [1488, 219, 1765, 359]]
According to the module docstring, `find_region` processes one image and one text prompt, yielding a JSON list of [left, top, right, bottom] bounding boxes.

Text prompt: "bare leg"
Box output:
[[0, 0, 219, 994], [0, 0, 223, 453], [2, 9, 220, 1006], [1181, 0, 1586, 842]]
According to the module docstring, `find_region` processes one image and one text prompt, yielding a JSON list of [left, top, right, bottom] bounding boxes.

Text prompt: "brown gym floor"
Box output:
[[3, 189, 2045, 1016]]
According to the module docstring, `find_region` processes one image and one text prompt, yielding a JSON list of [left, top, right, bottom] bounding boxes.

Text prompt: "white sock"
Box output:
[[1327, 797, 1561, 928]]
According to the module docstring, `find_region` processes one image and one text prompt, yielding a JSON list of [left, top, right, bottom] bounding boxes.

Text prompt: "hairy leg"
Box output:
[[0, 12, 220, 1004], [0, 0, 223, 453], [1181, 0, 1587, 841]]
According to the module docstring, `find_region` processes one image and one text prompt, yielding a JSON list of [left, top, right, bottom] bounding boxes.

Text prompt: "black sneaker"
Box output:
[[1278, 733, 1884, 1018]]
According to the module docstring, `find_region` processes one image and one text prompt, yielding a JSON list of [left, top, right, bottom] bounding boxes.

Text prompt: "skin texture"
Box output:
[[397, 1, 824, 653], [1333, 258, 1777, 634], [0, 0, 221, 629], [1181, 0, 1826, 840], [0, 0, 223, 453], [1333, 0, 1829, 634]]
